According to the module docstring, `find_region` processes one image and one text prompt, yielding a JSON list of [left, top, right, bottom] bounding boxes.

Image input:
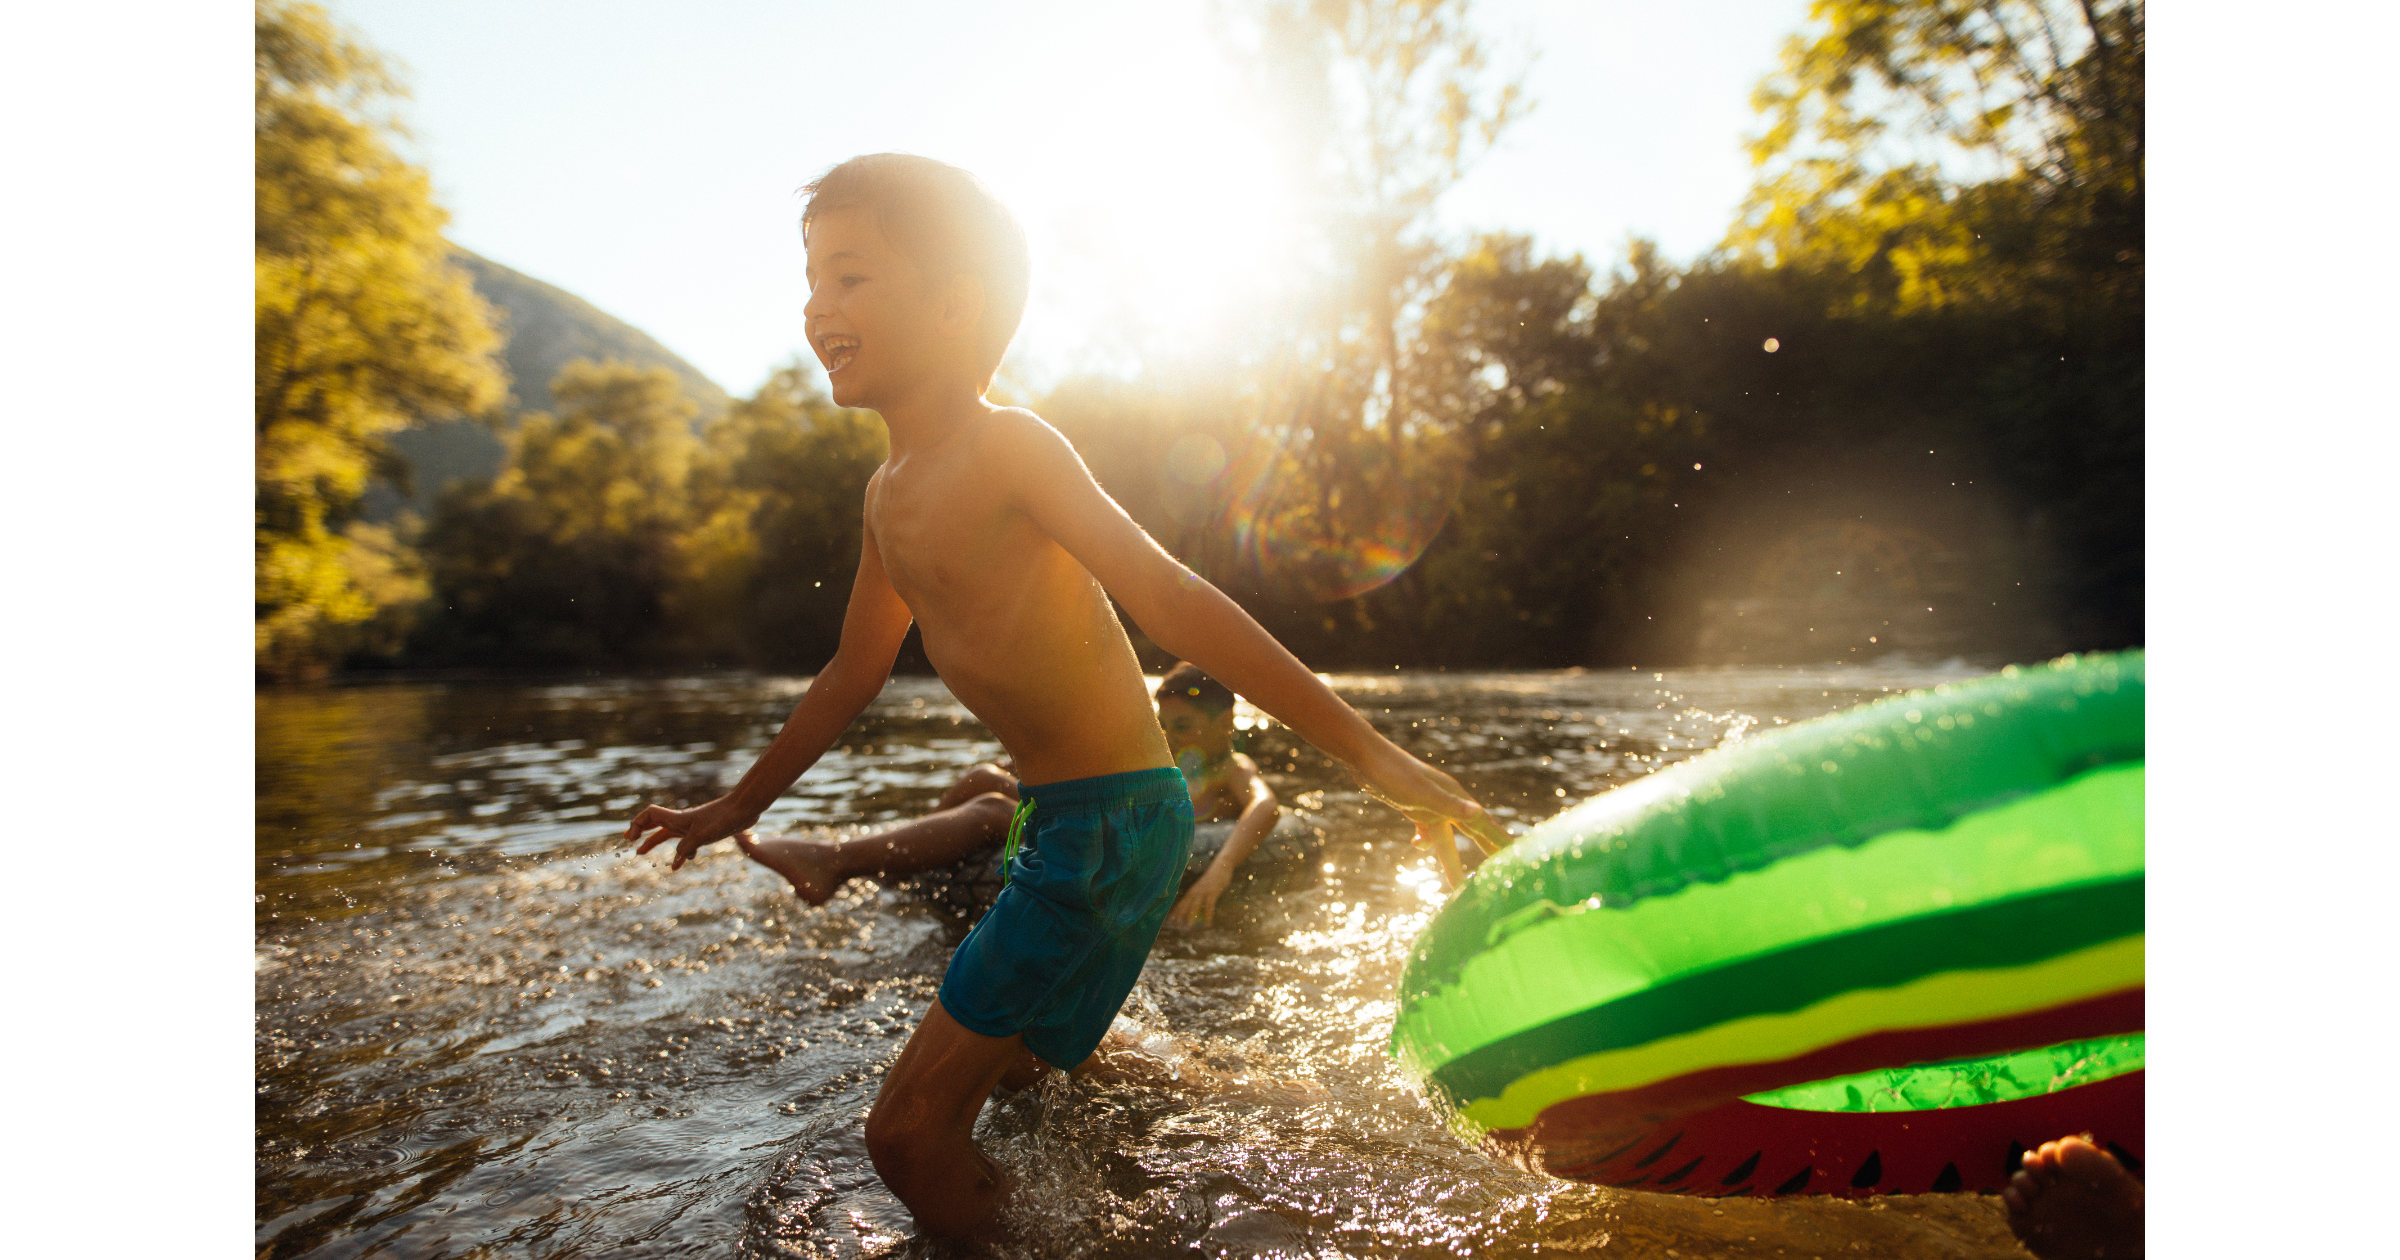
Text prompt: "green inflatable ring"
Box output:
[[1391, 652, 2144, 1196]]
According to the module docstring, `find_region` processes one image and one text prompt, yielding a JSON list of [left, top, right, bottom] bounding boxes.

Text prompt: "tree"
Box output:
[[676, 366, 887, 669], [1732, 0, 2143, 316], [416, 361, 694, 666], [1197, 0, 1528, 609], [255, 0, 504, 679], [1723, 1, 2143, 649]]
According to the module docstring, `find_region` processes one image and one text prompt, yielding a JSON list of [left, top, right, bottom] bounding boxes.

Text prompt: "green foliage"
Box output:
[[363, 249, 736, 523], [351, 0, 2140, 674], [1393, 238, 1700, 662], [1733, 0, 2143, 318], [1204, 0, 1530, 610], [677, 367, 887, 669], [254, 0, 504, 680], [415, 362, 696, 666], [1710, 0, 2143, 647], [413, 361, 884, 670], [1022, 0, 2139, 667]]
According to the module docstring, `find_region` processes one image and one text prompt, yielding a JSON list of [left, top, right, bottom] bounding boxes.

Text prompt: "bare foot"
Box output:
[[2003, 1134, 2144, 1258], [736, 832, 846, 905]]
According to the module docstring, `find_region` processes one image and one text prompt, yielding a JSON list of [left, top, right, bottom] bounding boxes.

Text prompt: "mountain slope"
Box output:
[[363, 247, 733, 520]]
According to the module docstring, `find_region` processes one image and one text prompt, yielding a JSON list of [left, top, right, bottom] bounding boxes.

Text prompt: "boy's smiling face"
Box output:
[[802, 205, 949, 409]]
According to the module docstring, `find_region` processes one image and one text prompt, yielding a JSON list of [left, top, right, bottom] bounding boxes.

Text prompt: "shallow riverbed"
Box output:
[[256, 662, 2039, 1258]]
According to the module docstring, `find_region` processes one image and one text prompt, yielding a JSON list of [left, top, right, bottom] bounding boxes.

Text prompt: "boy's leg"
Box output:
[[864, 997, 1046, 1237], [936, 763, 1019, 810], [742, 766, 1020, 903]]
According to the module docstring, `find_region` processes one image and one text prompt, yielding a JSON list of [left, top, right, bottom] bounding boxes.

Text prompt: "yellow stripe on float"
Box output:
[[1457, 933, 2144, 1133]]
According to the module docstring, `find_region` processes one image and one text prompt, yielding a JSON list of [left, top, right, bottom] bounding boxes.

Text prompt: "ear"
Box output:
[[937, 272, 985, 339]]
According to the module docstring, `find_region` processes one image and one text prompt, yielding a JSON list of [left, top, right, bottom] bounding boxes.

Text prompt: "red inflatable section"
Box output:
[[1477, 988, 2142, 1159], [1492, 1070, 2143, 1198]]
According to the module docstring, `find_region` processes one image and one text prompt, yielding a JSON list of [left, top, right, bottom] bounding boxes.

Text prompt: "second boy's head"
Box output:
[[1154, 662, 1238, 770], [801, 154, 1030, 404]]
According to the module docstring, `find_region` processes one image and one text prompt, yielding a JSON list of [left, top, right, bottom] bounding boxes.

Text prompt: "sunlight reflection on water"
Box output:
[[256, 661, 2028, 1258]]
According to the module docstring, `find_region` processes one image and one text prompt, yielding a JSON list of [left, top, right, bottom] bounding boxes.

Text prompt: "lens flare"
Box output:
[[1202, 431, 1456, 603]]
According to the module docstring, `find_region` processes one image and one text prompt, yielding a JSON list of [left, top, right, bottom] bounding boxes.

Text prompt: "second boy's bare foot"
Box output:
[[2002, 1134, 2144, 1258], [737, 832, 845, 905]]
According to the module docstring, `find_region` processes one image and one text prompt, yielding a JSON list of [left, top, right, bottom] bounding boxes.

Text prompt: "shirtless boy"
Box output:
[[621, 153, 1508, 1238], [738, 662, 1282, 929]]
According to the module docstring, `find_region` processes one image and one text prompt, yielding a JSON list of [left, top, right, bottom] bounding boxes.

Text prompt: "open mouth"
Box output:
[[819, 335, 859, 373]]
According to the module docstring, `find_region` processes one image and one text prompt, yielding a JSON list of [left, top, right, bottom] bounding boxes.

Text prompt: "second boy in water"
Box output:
[[738, 662, 1283, 929], [622, 154, 1507, 1238]]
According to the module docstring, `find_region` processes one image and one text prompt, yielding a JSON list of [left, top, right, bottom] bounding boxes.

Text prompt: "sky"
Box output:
[[332, 0, 1816, 400]]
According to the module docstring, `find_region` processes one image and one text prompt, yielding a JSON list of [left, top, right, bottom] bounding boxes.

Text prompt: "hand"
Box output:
[[625, 794, 761, 872], [1166, 870, 1231, 929], [1351, 741, 1513, 891]]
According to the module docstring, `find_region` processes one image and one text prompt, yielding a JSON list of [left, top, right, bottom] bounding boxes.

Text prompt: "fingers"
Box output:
[[1462, 810, 1514, 856], [1429, 820, 1464, 891], [626, 804, 670, 851], [625, 803, 719, 870]]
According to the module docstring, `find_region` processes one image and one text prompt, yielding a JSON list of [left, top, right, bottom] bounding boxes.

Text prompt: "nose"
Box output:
[[802, 281, 830, 322]]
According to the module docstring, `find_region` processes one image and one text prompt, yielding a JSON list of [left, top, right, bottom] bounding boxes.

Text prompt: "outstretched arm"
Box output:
[[626, 493, 915, 869], [995, 415, 1511, 881]]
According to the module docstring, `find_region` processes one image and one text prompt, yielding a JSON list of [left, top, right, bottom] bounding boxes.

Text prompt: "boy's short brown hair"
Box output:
[[1155, 662, 1236, 716], [801, 154, 1031, 379]]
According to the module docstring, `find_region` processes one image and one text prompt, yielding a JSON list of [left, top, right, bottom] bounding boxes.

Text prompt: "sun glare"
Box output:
[[975, 11, 1304, 371]]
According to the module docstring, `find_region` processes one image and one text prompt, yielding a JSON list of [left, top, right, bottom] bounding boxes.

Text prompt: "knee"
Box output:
[[940, 764, 1018, 811], [960, 791, 1018, 828], [863, 1107, 935, 1181], [960, 764, 1017, 798]]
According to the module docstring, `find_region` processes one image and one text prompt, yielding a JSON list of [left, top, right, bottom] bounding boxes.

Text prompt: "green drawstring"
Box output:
[[999, 796, 1036, 887]]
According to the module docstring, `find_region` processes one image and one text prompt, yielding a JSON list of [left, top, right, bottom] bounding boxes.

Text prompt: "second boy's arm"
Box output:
[[627, 493, 915, 869], [996, 415, 1512, 869], [1167, 760, 1278, 929]]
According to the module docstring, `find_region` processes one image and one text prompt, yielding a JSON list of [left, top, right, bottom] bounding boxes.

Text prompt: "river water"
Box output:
[[257, 662, 2042, 1259]]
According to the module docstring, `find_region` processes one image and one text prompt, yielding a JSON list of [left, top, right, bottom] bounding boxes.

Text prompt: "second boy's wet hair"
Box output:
[[1155, 662, 1235, 716], [801, 153, 1031, 378]]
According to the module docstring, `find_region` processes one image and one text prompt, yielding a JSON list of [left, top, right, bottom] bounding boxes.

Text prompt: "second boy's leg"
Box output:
[[743, 764, 1021, 903], [863, 998, 1045, 1237]]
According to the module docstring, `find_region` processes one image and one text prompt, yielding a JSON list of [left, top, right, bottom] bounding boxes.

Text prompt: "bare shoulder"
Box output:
[[860, 461, 890, 519], [973, 406, 1075, 459], [969, 405, 1095, 493]]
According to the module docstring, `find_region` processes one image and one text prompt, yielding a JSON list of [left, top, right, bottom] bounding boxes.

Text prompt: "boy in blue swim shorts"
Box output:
[[623, 153, 1510, 1238], [940, 767, 1192, 1069]]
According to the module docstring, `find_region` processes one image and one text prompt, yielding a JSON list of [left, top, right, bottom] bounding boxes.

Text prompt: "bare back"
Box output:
[[865, 408, 1171, 785]]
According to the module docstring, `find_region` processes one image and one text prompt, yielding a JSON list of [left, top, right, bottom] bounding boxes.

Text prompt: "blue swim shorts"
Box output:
[[937, 766, 1194, 1068]]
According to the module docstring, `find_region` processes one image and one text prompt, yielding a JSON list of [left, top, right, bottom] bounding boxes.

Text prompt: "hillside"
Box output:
[[362, 247, 733, 521]]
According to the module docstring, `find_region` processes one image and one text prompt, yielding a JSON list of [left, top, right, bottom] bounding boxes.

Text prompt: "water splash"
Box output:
[[257, 667, 2032, 1258]]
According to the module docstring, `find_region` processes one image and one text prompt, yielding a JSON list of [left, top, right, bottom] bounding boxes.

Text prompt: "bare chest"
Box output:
[[867, 454, 1012, 601]]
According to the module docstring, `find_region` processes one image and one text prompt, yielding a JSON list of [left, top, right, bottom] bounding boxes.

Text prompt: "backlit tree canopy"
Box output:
[[1733, 0, 2143, 314], [255, 0, 504, 679]]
